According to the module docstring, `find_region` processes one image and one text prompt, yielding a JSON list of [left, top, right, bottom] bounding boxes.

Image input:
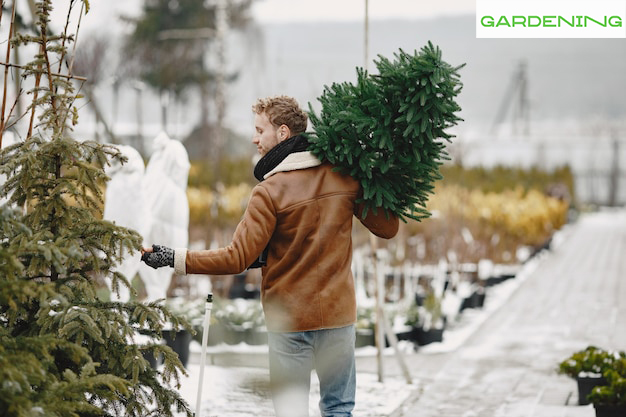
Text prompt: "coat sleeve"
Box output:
[[354, 202, 399, 239], [175, 184, 276, 275]]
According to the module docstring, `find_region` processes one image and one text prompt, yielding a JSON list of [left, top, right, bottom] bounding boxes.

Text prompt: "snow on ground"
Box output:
[[175, 363, 417, 417]]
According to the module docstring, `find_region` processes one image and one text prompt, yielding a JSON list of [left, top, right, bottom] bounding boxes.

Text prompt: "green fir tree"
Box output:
[[307, 42, 464, 222], [0, 2, 192, 416]]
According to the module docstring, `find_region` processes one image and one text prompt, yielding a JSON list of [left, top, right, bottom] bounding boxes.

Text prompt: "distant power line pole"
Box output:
[[608, 131, 620, 206], [514, 60, 530, 136], [491, 60, 530, 137]]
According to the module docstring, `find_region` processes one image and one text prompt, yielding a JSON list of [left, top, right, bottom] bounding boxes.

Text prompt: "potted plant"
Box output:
[[162, 327, 193, 367], [163, 297, 204, 367], [399, 302, 421, 343], [214, 298, 266, 345], [588, 367, 626, 417], [558, 346, 622, 406], [355, 306, 376, 347], [416, 292, 445, 346]]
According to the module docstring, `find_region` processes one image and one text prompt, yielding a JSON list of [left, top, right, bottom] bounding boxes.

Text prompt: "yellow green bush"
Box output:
[[406, 183, 569, 264]]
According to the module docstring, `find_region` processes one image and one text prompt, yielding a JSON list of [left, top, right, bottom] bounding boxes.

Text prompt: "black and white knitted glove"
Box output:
[[141, 244, 174, 269]]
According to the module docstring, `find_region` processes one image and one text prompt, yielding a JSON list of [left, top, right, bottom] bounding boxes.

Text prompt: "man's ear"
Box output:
[[278, 124, 291, 140]]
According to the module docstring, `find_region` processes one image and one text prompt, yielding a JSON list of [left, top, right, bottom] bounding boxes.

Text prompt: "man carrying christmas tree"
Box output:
[[141, 95, 398, 416]]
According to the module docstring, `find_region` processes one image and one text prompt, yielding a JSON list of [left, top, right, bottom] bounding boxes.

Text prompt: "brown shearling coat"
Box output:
[[175, 153, 398, 332]]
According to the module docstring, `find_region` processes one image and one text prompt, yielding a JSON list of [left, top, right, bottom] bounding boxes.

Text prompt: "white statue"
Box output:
[[138, 132, 190, 302], [103, 145, 150, 302]]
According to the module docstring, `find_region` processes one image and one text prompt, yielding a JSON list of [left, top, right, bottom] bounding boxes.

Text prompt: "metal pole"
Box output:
[[194, 293, 213, 417], [381, 308, 413, 384], [370, 234, 413, 384], [370, 234, 385, 383]]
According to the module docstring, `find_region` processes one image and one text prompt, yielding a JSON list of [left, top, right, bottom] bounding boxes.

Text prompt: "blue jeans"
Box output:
[[267, 324, 356, 417]]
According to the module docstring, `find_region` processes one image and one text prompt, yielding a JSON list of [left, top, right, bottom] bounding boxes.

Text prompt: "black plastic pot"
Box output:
[[355, 329, 375, 347], [594, 404, 626, 417], [416, 327, 444, 346], [396, 328, 418, 342], [577, 374, 607, 405], [142, 350, 159, 369], [163, 330, 193, 368], [355, 328, 400, 348], [474, 289, 486, 308]]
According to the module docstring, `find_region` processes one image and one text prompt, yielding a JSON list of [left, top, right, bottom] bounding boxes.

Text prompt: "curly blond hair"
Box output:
[[252, 95, 308, 136]]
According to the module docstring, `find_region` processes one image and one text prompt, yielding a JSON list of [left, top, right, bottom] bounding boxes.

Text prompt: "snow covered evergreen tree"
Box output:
[[0, 1, 191, 416]]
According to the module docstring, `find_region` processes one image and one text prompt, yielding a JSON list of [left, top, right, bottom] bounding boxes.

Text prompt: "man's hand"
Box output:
[[141, 244, 174, 269]]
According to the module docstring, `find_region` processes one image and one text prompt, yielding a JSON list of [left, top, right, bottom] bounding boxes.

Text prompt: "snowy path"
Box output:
[[397, 209, 626, 417]]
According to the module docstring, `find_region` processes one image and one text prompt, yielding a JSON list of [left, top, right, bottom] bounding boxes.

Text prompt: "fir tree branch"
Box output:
[[27, 44, 44, 139], [0, 62, 87, 81], [37, 4, 61, 135], [0, 90, 23, 137]]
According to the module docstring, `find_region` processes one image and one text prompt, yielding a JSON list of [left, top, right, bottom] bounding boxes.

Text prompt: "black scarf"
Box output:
[[253, 135, 310, 182], [248, 135, 309, 269]]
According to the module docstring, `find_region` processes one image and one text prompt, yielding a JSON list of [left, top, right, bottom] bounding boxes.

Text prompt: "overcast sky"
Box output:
[[46, 0, 476, 37], [251, 0, 476, 22]]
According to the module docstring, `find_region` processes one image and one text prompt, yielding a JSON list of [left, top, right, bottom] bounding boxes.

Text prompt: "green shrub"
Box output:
[[558, 346, 619, 378], [588, 369, 626, 406]]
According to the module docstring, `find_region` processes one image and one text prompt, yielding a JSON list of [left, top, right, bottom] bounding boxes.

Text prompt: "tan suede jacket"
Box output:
[[175, 151, 399, 332]]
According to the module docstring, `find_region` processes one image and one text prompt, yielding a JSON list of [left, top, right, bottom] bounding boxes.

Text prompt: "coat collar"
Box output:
[[263, 151, 322, 180]]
